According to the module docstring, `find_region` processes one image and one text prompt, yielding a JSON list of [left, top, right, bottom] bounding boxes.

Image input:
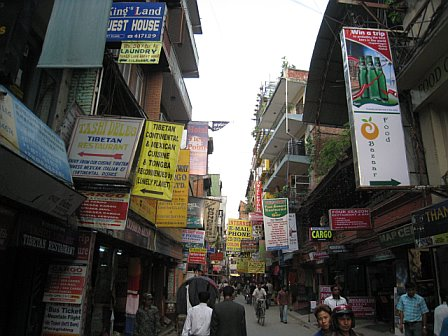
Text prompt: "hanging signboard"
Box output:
[[284, 213, 299, 252], [155, 149, 190, 227], [187, 247, 207, 265], [181, 229, 205, 248], [43, 264, 87, 304], [131, 121, 183, 201], [329, 208, 371, 230], [262, 198, 289, 251], [67, 116, 144, 181], [187, 121, 208, 175], [106, 2, 167, 42], [118, 41, 162, 64], [204, 198, 220, 242], [340, 27, 410, 188], [78, 191, 130, 230], [226, 219, 252, 252], [0, 84, 73, 184], [310, 227, 333, 242]]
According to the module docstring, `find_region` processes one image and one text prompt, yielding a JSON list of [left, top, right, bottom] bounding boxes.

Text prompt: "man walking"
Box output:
[[434, 291, 448, 336], [134, 293, 161, 336], [277, 286, 289, 324], [266, 280, 274, 309], [324, 284, 347, 310], [397, 282, 429, 336], [182, 291, 213, 336], [210, 286, 247, 336]]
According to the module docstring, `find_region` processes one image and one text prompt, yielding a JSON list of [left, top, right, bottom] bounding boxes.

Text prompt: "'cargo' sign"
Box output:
[[310, 227, 333, 242]]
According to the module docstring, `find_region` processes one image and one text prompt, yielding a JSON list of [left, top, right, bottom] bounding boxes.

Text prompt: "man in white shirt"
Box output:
[[324, 284, 347, 310], [182, 291, 213, 336], [252, 283, 267, 314], [435, 292, 448, 336]]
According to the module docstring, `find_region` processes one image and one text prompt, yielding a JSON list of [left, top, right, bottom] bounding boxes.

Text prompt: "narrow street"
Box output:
[[168, 294, 316, 336], [235, 295, 314, 336]]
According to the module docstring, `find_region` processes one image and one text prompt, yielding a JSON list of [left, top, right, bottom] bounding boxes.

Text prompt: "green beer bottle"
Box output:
[[374, 57, 388, 102], [358, 56, 369, 99], [366, 55, 381, 101]]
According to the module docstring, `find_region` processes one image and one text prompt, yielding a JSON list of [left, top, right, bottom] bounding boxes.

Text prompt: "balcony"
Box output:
[[263, 140, 309, 193], [260, 107, 307, 160]]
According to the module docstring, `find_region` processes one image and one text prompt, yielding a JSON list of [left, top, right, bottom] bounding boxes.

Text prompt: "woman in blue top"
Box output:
[[314, 304, 333, 336]]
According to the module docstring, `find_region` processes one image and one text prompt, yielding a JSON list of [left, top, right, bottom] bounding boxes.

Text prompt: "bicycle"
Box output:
[[256, 298, 266, 326]]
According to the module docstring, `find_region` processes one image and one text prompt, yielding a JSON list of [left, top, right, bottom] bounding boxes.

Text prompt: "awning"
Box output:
[[302, 1, 351, 127], [38, 0, 112, 68], [0, 145, 85, 221]]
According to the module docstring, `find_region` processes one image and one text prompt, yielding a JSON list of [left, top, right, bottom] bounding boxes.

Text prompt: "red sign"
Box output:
[[347, 296, 376, 318], [210, 252, 224, 261], [187, 248, 207, 265], [78, 191, 130, 230], [255, 181, 262, 212], [240, 239, 258, 252], [329, 208, 371, 230], [43, 264, 87, 304]]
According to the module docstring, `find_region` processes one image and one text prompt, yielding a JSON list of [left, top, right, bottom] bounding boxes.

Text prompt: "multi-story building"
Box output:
[[0, 1, 206, 335], [298, 0, 448, 329]]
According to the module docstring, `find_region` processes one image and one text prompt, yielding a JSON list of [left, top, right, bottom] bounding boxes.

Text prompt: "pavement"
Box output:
[[159, 296, 396, 336]]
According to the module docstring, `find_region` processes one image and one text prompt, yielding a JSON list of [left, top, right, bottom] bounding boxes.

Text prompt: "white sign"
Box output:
[[42, 303, 82, 336], [67, 116, 144, 181], [340, 27, 410, 188], [284, 213, 299, 252]]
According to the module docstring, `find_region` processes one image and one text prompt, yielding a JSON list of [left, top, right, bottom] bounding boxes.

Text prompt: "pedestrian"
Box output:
[[182, 291, 213, 336], [435, 291, 448, 336], [134, 293, 161, 336], [396, 282, 429, 336], [210, 286, 247, 336], [324, 284, 348, 310], [440, 316, 448, 336], [266, 280, 274, 309], [314, 304, 333, 336], [331, 304, 359, 336], [252, 282, 267, 315], [277, 285, 289, 324]]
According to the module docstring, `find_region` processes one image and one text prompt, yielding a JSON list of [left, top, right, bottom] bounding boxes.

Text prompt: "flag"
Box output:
[[209, 121, 229, 132]]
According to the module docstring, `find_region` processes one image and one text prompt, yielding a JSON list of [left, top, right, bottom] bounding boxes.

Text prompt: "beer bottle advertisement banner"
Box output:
[[132, 121, 183, 200], [340, 27, 410, 188]]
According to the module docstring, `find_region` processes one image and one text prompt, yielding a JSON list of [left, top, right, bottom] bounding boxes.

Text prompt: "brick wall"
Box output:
[[144, 71, 163, 120]]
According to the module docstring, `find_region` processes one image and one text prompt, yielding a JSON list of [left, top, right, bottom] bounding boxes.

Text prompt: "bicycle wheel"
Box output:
[[260, 312, 265, 326], [261, 308, 265, 325]]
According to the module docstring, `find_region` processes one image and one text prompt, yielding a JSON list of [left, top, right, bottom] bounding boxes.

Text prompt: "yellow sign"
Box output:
[[226, 219, 252, 252], [132, 121, 183, 201], [237, 258, 249, 273], [248, 260, 265, 274], [130, 196, 157, 223], [118, 42, 162, 64], [156, 149, 190, 227]]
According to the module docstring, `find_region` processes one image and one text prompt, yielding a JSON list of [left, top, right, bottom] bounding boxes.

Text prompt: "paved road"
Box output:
[[239, 295, 316, 336]]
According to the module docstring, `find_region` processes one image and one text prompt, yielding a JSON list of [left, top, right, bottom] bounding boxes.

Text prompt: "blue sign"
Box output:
[[0, 85, 73, 184], [106, 2, 166, 42]]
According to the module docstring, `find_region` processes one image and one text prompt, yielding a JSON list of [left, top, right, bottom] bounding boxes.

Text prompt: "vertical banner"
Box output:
[[340, 27, 410, 188], [204, 198, 221, 243], [187, 197, 205, 229], [226, 219, 252, 252], [187, 121, 208, 175], [262, 198, 289, 251], [155, 149, 190, 227], [255, 180, 263, 212], [131, 121, 184, 200], [284, 213, 299, 252]]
